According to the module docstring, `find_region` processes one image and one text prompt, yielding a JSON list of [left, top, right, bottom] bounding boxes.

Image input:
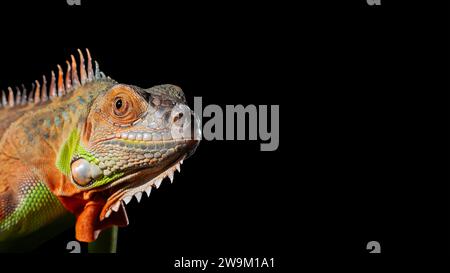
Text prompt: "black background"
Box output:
[[0, 0, 448, 269]]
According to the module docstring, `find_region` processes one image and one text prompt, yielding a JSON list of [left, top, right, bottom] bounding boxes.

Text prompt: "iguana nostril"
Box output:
[[170, 103, 190, 126], [173, 112, 183, 123]]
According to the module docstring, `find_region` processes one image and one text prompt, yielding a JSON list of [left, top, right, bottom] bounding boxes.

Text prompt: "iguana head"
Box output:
[[37, 50, 202, 242], [66, 82, 200, 241]]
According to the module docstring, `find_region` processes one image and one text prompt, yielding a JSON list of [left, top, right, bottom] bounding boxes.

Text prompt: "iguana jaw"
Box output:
[[74, 151, 190, 242], [78, 134, 197, 240], [98, 153, 186, 221], [71, 115, 201, 242]]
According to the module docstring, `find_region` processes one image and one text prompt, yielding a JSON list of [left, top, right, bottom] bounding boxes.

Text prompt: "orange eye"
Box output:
[[97, 84, 147, 125], [113, 97, 129, 117]]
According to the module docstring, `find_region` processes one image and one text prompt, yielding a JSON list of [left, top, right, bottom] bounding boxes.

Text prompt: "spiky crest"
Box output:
[[0, 49, 112, 109]]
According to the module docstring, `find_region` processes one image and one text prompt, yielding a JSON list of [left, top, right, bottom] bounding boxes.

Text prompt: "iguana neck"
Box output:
[[0, 81, 115, 194]]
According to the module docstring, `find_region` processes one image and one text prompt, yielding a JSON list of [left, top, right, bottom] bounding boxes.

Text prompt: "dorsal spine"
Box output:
[[0, 49, 109, 109]]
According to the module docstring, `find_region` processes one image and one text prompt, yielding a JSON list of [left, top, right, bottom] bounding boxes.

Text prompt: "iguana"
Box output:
[[0, 49, 201, 251]]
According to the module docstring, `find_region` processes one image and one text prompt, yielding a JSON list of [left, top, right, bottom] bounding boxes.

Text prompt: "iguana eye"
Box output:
[[113, 97, 129, 117], [115, 99, 123, 109], [99, 85, 148, 125]]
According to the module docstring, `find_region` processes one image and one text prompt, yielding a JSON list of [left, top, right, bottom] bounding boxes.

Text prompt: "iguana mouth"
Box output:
[[81, 115, 200, 228], [97, 153, 187, 222], [73, 136, 199, 242]]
